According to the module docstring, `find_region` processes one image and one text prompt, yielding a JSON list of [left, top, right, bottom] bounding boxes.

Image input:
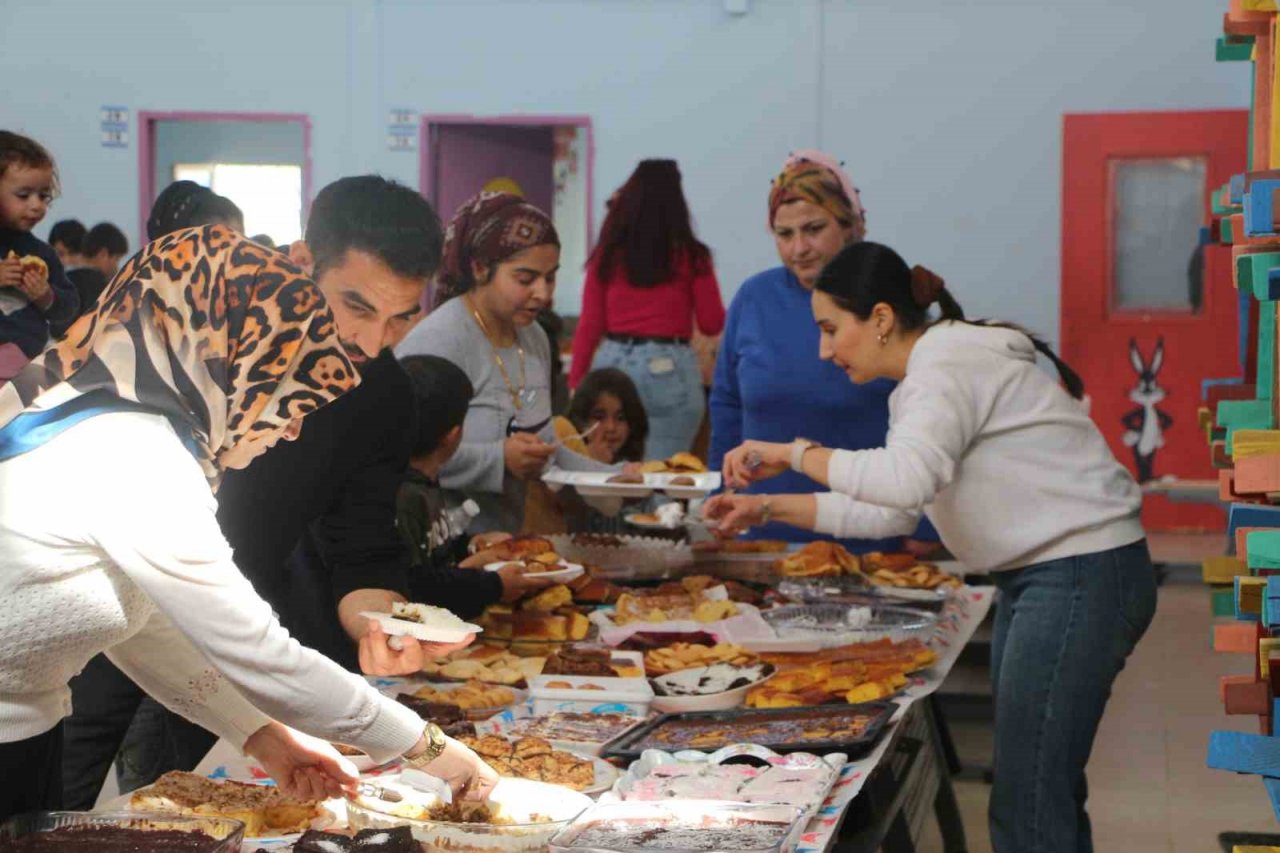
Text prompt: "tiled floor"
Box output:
[[917, 533, 1280, 852]]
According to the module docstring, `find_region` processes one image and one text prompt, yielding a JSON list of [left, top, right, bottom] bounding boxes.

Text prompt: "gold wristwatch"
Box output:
[[403, 722, 448, 768]]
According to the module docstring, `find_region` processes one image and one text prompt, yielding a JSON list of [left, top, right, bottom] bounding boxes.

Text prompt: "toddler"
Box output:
[[0, 131, 78, 381]]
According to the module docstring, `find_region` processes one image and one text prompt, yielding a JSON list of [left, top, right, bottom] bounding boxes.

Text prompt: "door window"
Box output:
[[1110, 157, 1206, 313]]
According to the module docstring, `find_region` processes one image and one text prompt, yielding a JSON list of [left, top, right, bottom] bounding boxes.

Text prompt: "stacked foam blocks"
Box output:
[[1205, 3, 1280, 831]]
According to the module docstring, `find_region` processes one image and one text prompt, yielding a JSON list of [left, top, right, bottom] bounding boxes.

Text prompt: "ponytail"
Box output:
[[818, 242, 1086, 400]]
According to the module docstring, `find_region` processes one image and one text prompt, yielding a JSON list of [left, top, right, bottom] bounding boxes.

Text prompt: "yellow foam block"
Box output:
[[1204, 556, 1251, 584], [1261, 638, 1280, 679], [1233, 430, 1280, 459]]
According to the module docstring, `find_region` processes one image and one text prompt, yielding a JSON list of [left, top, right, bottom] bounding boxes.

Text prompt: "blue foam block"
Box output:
[[1207, 730, 1280, 776], [1246, 180, 1280, 237], [1229, 505, 1280, 539], [1234, 174, 1248, 205]]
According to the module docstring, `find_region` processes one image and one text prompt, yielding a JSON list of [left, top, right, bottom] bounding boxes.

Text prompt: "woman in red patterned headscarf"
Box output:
[[400, 192, 615, 534]]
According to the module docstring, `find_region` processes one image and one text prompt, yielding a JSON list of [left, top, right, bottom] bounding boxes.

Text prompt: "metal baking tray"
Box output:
[[600, 701, 895, 762]]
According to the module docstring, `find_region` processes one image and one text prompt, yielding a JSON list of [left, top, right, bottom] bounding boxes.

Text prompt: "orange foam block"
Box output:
[[1217, 621, 1264, 653], [1223, 471, 1237, 500], [1224, 673, 1259, 702], [1237, 455, 1280, 494]]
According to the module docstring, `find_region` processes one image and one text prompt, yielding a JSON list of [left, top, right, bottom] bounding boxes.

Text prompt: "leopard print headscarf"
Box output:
[[0, 225, 357, 487]]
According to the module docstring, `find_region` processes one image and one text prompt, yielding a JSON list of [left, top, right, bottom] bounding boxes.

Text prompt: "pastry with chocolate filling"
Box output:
[[394, 694, 465, 725]]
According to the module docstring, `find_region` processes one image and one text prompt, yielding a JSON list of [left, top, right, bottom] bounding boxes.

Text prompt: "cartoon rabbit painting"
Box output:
[[1121, 337, 1173, 483]]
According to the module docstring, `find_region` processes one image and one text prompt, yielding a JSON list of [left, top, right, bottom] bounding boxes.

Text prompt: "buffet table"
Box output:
[[184, 583, 993, 852]]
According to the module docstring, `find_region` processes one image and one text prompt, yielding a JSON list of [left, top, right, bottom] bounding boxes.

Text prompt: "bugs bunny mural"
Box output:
[[1121, 337, 1173, 483]]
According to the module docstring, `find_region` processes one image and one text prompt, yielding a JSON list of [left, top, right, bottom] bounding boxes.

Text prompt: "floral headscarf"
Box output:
[[434, 191, 559, 307], [768, 149, 866, 241]]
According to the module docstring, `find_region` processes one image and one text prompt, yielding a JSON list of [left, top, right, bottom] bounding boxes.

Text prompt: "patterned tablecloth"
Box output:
[[186, 584, 994, 851]]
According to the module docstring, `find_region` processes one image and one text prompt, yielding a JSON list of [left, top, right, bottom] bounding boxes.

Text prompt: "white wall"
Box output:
[[1, 0, 1250, 341]]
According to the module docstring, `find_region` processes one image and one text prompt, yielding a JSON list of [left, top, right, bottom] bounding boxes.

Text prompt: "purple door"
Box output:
[[430, 124, 555, 223]]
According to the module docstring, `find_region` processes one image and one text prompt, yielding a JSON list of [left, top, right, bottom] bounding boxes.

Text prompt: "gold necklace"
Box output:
[[465, 294, 527, 410]]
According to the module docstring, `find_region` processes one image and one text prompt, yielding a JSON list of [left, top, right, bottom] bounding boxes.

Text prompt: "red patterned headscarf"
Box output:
[[768, 149, 866, 241], [434, 192, 560, 307]]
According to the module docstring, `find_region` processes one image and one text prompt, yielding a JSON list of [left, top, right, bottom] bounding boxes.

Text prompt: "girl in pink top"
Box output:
[[570, 159, 725, 460]]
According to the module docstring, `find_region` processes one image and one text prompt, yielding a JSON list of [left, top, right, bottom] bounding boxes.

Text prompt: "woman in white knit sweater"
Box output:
[[0, 226, 495, 819], [707, 241, 1156, 853]]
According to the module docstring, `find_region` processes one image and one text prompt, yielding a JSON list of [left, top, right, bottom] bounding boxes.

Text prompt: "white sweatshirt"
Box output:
[[0, 411, 423, 761], [812, 322, 1144, 572]]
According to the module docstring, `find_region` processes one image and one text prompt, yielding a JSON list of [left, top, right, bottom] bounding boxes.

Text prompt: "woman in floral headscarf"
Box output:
[[397, 192, 614, 533], [0, 225, 496, 819], [709, 150, 935, 552]]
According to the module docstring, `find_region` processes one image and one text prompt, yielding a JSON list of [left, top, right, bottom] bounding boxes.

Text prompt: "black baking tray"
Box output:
[[600, 701, 897, 762]]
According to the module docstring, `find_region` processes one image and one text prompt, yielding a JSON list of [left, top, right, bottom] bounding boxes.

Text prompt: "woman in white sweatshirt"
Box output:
[[0, 226, 495, 820], [707, 241, 1155, 853]]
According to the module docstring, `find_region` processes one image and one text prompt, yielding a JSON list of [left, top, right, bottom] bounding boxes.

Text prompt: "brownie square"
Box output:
[[351, 826, 418, 851]]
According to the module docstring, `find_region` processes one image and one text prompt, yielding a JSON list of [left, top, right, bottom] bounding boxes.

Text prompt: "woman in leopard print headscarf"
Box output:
[[0, 225, 487, 819]]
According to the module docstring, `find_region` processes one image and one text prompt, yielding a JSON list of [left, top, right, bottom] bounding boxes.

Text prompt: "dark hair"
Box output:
[[589, 159, 711, 287], [82, 222, 128, 258], [567, 368, 649, 462], [0, 131, 58, 195], [815, 241, 1085, 399], [146, 181, 243, 241], [401, 355, 475, 458], [306, 175, 443, 280], [250, 233, 276, 249], [49, 219, 86, 251]]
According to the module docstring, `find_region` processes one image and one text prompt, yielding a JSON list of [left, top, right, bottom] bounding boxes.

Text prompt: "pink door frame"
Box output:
[[420, 114, 595, 242], [136, 111, 313, 242]]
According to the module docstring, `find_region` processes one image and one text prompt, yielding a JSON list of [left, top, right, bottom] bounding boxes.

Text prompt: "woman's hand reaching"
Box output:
[[721, 440, 790, 489], [243, 722, 359, 801]]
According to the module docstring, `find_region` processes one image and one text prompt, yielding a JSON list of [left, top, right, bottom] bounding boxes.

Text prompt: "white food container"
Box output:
[[529, 673, 654, 718]]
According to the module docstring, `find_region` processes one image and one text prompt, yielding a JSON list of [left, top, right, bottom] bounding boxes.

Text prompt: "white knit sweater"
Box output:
[[812, 322, 1145, 572], [0, 411, 423, 761]]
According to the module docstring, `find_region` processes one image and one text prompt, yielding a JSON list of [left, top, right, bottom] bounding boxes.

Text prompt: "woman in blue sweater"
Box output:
[[710, 150, 933, 551]]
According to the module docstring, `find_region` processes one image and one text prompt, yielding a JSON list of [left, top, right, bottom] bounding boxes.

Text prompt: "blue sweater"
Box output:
[[709, 266, 935, 552], [0, 228, 78, 359]]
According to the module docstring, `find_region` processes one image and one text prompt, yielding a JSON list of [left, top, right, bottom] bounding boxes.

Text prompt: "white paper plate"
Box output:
[[484, 560, 585, 582], [543, 467, 721, 499], [360, 611, 481, 644]]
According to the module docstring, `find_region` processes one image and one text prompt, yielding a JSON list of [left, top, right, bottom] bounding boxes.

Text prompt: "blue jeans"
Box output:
[[989, 540, 1157, 853], [592, 339, 705, 461]]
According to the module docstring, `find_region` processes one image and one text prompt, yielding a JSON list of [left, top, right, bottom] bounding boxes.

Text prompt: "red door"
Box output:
[[1061, 110, 1249, 532]]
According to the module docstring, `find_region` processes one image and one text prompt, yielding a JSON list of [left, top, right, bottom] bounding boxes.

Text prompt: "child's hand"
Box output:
[[16, 268, 52, 307], [0, 257, 23, 288]]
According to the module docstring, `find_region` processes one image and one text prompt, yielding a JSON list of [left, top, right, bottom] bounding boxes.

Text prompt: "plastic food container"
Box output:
[[548, 800, 806, 853], [346, 776, 592, 853], [762, 603, 939, 645], [649, 664, 776, 714], [0, 811, 245, 851], [529, 672, 654, 717]]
